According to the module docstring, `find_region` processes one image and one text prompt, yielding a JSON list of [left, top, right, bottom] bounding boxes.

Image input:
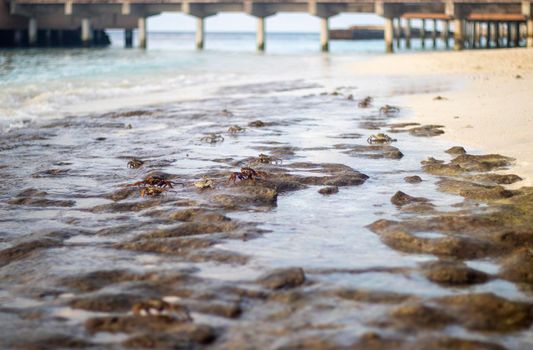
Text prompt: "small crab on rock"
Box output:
[[139, 186, 167, 197], [201, 133, 224, 144], [367, 133, 397, 144], [228, 125, 245, 134], [128, 175, 175, 189], [358, 96, 373, 108], [127, 159, 144, 169], [256, 153, 282, 165], [379, 105, 400, 116], [194, 176, 214, 190], [132, 299, 192, 321], [228, 167, 266, 183]]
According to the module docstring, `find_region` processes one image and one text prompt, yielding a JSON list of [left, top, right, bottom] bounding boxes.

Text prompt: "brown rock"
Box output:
[[258, 267, 306, 289]]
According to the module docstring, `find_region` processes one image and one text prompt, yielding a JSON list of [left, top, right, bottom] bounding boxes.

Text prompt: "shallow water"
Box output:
[[0, 34, 531, 349]]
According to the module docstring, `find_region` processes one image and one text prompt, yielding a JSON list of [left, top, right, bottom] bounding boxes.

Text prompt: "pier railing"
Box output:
[[2, 0, 533, 51]]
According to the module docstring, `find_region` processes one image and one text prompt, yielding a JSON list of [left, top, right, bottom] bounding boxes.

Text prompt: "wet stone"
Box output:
[[390, 191, 429, 207], [0, 238, 63, 267], [388, 303, 454, 330], [466, 173, 523, 185], [404, 175, 422, 184], [338, 144, 404, 160], [435, 293, 533, 332], [122, 326, 216, 349], [408, 125, 445, 137], [437, 179, 515, 201], [318, 186, 339, 195], [445, 146, 467, 155], [61, 269, 137, 292], [450, 154, 514, 172], [421, 260, 490, 286], [258, 267, 306, 290], [86, 315, 208, 334], [70, 293, 144, 312], [499, 248, 533, 285]]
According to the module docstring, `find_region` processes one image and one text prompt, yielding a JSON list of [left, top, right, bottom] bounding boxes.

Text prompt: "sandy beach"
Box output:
[[354, 48, 533, 186]]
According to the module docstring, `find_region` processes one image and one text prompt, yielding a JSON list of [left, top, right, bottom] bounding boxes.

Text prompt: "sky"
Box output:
[[148, 13, 384, 32]]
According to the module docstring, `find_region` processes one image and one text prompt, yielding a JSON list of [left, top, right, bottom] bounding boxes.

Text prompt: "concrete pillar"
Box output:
[[13, 30, 23, 47], [506, 22, 511, 47], [45, 29, 52, 46], [195, 17, 204, 49], [396, 18, 401, 48], [28, 18, 37, 46], [495, 22, 500, 48], [320, 17, 329, 52], [475, 22, 481, 47], [257, 17, 266, 51], [384, 17, 394, 53], [138, 17, 147, 49], [472, 21, 477, 48], [513, 22, 520, 47], [432, 19, 437, 48], [527, 19, 533, 48], [81, 18, 92, 47], [405, 19, 411, 49], [125, 29, 133, 48], [486, 22, 492, 48], [453, 19, 463, 50], [442, 20, 450, 48], [421, 19, 426, 48]]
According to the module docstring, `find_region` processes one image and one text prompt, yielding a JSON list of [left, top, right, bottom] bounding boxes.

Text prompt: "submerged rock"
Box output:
[[258, 268, 306, 290], [409, 125, 445, 137], [421, 260, 490, 286], [404, 175, 423, 184], [390, 191, 429, 207], [318, 186, 339, 195]]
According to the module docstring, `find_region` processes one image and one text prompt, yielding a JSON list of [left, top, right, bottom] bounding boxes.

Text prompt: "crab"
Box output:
[[132, 299, 192, 321], [194, 176, 214, 190], [228, 125, 245, 134], [248, 120, 266, 128], [201, 133, 224, 144], [379, 105, 400, 115], [128, 175, 174, 189], [228, 167, 266, 183], [358, 96, 373, 108], [127, 159, 144, 169], [139, 186, 166, 197], [257, 153, 282, 165], [367, 133, 397, 144], [221, 109, 234, 117]]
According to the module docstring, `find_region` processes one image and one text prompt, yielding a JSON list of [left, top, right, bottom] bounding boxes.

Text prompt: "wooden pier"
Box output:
[[1, 0, 533, 51]]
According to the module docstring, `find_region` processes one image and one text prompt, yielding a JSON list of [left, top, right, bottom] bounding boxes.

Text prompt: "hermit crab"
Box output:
[[367, 133, 397, 144]]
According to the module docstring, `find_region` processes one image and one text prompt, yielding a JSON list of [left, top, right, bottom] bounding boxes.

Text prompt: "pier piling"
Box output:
[[81, 18, 92, 47], [138, 17, 147, 49], [421, 19, 426, 48], [396, 18, 401, 48], [28, 18, 37, 46], [320, 17, 329, 52], [384, 17, 394, 53], [453, 19, 464, 50], [443, 20, 450, 48], [432, 19, 437, 48], [257, 17, 266, 51], [125, 29, 133, 48], [405, 19, 412, 49], [196, 17, 204, 49]]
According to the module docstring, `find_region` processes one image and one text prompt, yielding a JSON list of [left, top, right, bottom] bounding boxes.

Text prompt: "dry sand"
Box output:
[[353, 48, 533, 186]]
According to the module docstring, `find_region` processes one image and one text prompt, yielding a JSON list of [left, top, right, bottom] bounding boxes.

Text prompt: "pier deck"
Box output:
[[2, 0, 533, 51]]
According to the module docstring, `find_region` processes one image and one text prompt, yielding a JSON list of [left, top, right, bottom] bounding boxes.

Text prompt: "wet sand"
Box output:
[[354, 48, 533, 186]]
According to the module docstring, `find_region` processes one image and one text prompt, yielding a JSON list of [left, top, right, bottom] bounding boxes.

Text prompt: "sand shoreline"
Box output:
[[353, 48, 533, 186]]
